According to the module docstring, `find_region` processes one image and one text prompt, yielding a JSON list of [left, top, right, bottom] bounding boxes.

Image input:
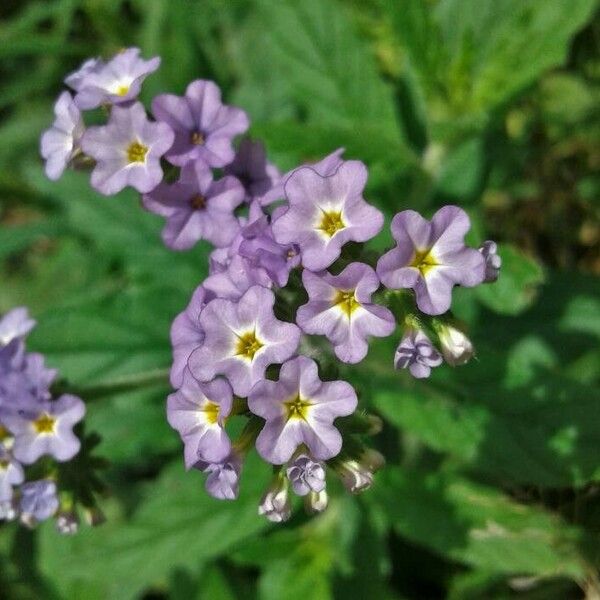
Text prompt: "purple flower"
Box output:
[[224, 138, 280, 202], [152, 79, 249, 168], [142, 161, 244, 250], [170, 285, 211, 389], [189, 286, 301, 397], [377, 206, 486, 315], [394, 328, 442, 378], [286, 454, 326, 496], [4, 394, 85, 464], [19, 480, 59, 524], [81, 102, 174, 195], [297, 262, 395, 363], [0, 444, 24, 502], [272, 160, 384, 271], [195, 451, 241, 500], [248, 356, 357, 464], [258, 474, 291, 522], [479, 240, 502, 283], [40, 92, 84, 181], [260, 147, 345, 206], [0, 307, 36, 346], [238, 215, 300, 287], [68, 48, 160, 110], [167, 369, 233, 468], [203, 255, 273, 301]]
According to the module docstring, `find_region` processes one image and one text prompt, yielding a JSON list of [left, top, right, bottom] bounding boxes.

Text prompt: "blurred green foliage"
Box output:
[[0, 0, 599, 598]]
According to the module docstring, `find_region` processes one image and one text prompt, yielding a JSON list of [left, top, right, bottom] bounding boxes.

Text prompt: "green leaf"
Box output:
[[38, 457, 270, 600], [475, 244, 545, 315], [371, 468, 586, 580]]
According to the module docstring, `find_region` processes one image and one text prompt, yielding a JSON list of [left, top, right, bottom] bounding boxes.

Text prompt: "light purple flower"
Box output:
[[0, 444, 24, 502], [377, 206, 486, 315], [224, 138, 280, 202], [260, 147, 345, 206], [286, 454, 326, 496], [479, 240, 502, 283], [272, 160, 384, 271], [68, 48, 160, 110], [188, 286, 301, 397], [81, 102, 174, 195], [40, 92, 84, 181], [238, 215, 301, 287], [4, 394, 85, 464], [248, 356, 357, 464], [19, 480, 59, 523], [152, 79, 249, 168], [142, 161, 244, 250], [297, 263, 395, 364], [167, 369, 233, 468], [169, 285, 211, 389], [0, 307, 36, 346], [394, 328, 443, 378], [203, 254, 273, 301], [194, 451, 241, 500]]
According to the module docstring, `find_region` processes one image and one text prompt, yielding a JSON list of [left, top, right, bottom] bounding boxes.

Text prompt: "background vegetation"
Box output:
[[0, 0, 599, 598]]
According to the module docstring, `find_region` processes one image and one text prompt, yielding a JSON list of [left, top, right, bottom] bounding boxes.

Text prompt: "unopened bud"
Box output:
[[56, 511, 79, 535], [478, 241, 501, 283], [259, 474, 291, 523], [304, 489, 328, 515], [436, 323, 474, 367], [336, 460, 373, 494], [83, 506, 106, 527]]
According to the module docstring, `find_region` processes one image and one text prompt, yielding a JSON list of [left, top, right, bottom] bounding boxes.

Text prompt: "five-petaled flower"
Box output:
[[272, 160, 384, 271], [81, 102, 174, 195], [297, 262, 395, 363], [152, 79, 249, 168], [248, 356, 357, 464], [377, 206, 485, 315], [188, 286, 301, 397]]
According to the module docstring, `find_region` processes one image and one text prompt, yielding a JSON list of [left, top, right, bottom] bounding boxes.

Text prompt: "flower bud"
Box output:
[[258, 474, 291, 523], [304, 489, 328, 515], [56, 510, 79, 535], [394, 327, 442, 378], [336, 460, 373, 494], [0, 499, 17, 521], [478, 240, 501, 283], [83, 506, 106, 527], [286, 454, 326, 496], [436, 324, 474, 366]]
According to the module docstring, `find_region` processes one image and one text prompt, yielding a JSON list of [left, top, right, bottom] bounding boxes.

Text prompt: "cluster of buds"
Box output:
[[0, 308, 100, 532], [40, 48, 501, 522]]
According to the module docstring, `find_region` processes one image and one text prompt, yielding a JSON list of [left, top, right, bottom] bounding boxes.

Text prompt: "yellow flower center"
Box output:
[[116, 84, 130, 97], [190, 194, 207, 210], [127, 141, 148, 163], [284, 395, 313, 421], [33, 413, 56, 435], [318, 210, 345, 238], [235, 330, 264, 361], [411, 248, 438, 276], [202, 401, 220, 425], [190, 131, 205, 145], [334, 289, 360, 318]]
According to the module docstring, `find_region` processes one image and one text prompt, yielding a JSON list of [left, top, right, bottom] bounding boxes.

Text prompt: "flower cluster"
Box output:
[[0, 308, 93, 531], [41, 48, 501, 522]]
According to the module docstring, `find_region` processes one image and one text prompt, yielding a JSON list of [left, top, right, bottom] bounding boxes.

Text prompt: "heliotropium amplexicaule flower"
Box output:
[[66, 48, 160, 110], [152, 79, 249, 168], [272, 160, 384, 271], [248, 356, 357, 464], [194, 451, 242, 501], [188, 285, 301, 397], [297, 262, 395, 363], [142, 160, 245, 250], [19, 480, 59, 525], [169, 285, 211, 389], [286, 453, 326, 496], [167, 369, 233, 468], [4, 395, 85, 464], [40, 92, 84, 181], [376, 206, 485, 315], [394, 328, 443, 378], [81, 102, 174, 195]]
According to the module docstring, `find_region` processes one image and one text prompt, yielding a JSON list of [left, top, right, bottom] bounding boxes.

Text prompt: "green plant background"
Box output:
[[0, 0, 599, 598]]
